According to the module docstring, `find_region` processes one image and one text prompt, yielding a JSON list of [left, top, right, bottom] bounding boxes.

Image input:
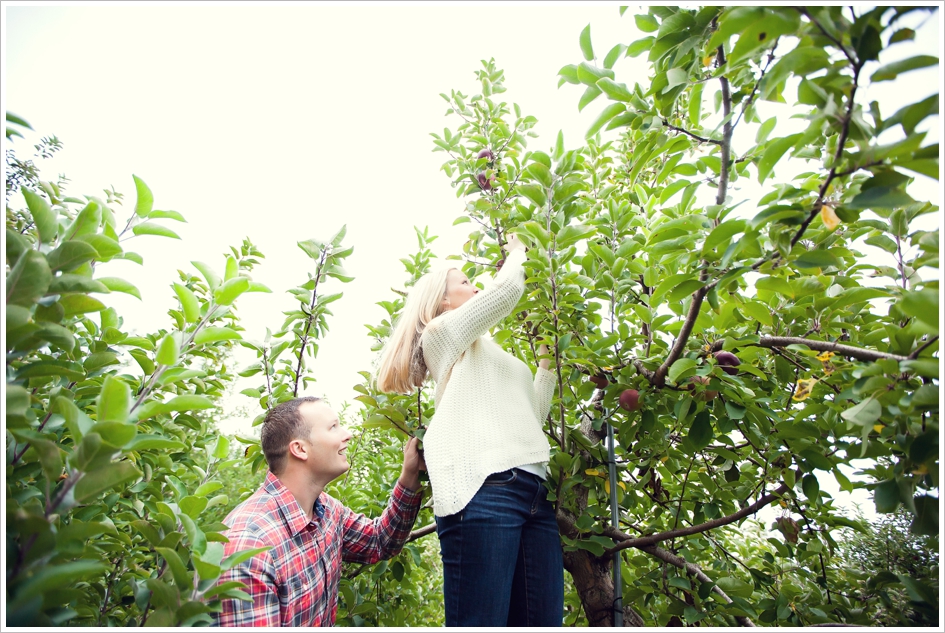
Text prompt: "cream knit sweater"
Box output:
[[420, 248, 557, 517]]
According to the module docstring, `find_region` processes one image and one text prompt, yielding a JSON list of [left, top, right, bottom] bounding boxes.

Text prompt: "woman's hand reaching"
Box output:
[[505, 233, 525, 253]]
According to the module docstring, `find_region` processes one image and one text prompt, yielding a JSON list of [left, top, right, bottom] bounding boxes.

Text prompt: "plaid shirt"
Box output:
[[212, 471, 422, 627]]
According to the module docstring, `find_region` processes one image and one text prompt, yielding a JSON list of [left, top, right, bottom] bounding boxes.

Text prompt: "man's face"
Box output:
[[298, 401, 352, 484]]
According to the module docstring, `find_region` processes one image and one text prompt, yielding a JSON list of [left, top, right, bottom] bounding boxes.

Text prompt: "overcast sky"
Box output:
[[4, 2, 942, 521]]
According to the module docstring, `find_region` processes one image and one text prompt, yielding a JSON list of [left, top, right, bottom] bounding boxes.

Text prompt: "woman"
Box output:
[[375, 234, 563, 627]]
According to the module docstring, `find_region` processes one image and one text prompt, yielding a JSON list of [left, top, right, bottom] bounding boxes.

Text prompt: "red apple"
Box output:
[[619, 389, 640, 411], [714, 351, 740, 376], [477, 148, 495, 161], [477, 172, 494, 191], [590, 375, 608, 390]]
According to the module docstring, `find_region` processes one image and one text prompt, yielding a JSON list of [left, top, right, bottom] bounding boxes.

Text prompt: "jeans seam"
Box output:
[[521, 538, 530, 627]]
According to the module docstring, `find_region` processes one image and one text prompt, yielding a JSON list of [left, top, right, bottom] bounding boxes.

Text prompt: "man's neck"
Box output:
[[277, 469, 327, 522]]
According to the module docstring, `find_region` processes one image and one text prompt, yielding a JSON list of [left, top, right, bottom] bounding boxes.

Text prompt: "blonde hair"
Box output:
[[375, 265, 456, 394]]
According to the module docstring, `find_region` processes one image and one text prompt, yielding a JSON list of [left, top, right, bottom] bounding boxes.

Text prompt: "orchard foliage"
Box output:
[[3, 110, 360, 625], [423, 4, 939, 627]]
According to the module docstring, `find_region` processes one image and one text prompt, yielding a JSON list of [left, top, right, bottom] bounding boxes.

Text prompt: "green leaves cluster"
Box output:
[[5, 124, 276, 626]]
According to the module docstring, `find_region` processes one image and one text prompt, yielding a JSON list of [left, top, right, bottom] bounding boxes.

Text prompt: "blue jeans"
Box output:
[[434, 468, 564, 627]]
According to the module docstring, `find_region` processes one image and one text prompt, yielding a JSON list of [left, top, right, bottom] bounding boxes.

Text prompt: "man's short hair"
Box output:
[[261, 396, 322, 475]]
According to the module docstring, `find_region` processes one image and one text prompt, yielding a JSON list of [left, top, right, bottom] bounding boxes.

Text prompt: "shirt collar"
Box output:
[[263, 471, 322, 537]]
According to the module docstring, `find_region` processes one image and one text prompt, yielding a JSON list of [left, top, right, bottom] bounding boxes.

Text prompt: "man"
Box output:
[[212, 396, 425, 626]]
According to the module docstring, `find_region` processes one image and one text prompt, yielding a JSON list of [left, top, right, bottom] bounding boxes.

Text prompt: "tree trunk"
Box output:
[[557, 411, 645, 626], [563, 548, 645, 626]]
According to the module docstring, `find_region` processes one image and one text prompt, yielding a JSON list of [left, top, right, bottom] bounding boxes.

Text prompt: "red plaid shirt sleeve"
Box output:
[[339, 481, 423, 564]]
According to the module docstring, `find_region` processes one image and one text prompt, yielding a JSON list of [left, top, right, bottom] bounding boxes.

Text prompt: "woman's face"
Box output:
[[442, 268, 479, 313]]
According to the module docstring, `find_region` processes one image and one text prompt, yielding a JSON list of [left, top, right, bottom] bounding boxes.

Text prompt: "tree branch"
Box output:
[[790, 61, 862, 248], [909, 336, 938, 359], [710, 336, 911, 363], [406, 522, 436, 543], [601, 484, 789, 555], [661, 120, 723, 145]]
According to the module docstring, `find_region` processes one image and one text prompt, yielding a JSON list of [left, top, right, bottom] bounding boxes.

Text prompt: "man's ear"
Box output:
[[287, 438, 308, 462]]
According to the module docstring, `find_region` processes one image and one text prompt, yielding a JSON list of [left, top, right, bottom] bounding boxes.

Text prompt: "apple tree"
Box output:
[[361, 5, 939, 627]]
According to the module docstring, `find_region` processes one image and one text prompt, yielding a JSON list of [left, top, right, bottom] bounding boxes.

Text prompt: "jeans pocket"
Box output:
[[482, 469, 518, 486]]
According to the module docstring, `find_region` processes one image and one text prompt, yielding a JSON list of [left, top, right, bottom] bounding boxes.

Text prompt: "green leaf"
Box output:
[[148, 209, 186, 222], [47, 274, 108, 295], [126, 434, 187, 451], [213, 277, 250, 306], [665, 67, 688, 90], [77, 234, 122, 260], [586, 102, 626, 138], [758, 134, 802, 183], [874, 479, 900, 513], [156, 547, 193, 591], [224, 256, 238, 281], [90, 421, 137, 448], [870, 55, 938, 82], [9, 429, 62, 482], [739, 301, 773, 327], [192, 261, 221, 290], [97, 376, 131, 423], [667, 358, 698, 384], [6, 250, 52, 307], [221, 547, 271, 571], [59, 294, 106, 317], [910, 495, 939, 536], [627, 36, 655, 58], [602, 44, 626, 69], [848, 187, 915, 211], [46, 240, 100, 272], [715, 576, 754, 599], [754, 276, 794, 298], [212, 435, 231, 460], [802, 474, 820, 500], [96, 277, 141, 300], [15, 561, 110, 601], [898, 289, 939, 330], [579, 24, 594, 61], [578, 85, 603, 112], [64, 201, 101, 240], [6, 385, 31, 426], [132, 222, 181, 240], [687, 410, 713, 451], [841, 397, 882, 426], [16, 360, 85, 382], [171, 283, 200, 322], [74, 461, 142, 502], [163, 395, 215, 412], [194, 481, 224, 497], [180, 495, 209, 519], [793, 249, 840, 270], [194, 326, 242, 345], [156, 333, 180, 366], [517, 184, 547, 208], [635, 13, 659, 33], [180, 514, 207, 555], [133, 175, 154, 217], [596, 78, 633, 102], [22, 187, 58, 243]]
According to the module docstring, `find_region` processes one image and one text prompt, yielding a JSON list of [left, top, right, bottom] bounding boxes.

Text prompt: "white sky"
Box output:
[[3, 2, 942, 524]]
